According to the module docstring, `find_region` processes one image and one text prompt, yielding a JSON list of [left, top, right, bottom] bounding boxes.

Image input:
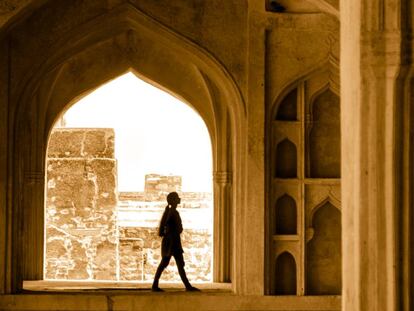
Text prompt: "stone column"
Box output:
[[22, 171, 45, 281], [213, 171, 232, 283], [341, 1, 412, 310], [243, 3, 266, 295]]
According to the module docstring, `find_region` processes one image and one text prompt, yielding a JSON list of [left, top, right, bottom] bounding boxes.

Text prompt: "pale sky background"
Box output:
[[59, 72, 213, 192]]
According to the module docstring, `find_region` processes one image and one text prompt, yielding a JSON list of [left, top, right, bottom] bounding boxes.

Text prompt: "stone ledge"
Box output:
[[23, 280, 231, 292], [1, 292, 341, 311]]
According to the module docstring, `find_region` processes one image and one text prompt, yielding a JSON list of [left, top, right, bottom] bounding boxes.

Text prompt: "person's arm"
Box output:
[[158, 207, 170, 237], [177, 212, 183, 234]]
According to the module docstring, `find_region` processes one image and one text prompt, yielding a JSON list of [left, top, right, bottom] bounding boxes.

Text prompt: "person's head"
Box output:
[[167, 192, 181, 207]]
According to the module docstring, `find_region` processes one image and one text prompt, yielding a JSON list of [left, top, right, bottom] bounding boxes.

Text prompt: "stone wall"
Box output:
[[44, 128, 118, 280], [119, 227, 212, 282], [45, 128, 212, 282]]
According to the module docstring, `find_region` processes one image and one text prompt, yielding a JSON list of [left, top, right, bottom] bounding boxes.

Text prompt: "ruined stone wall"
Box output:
[[45, 128, 118, 280], [119, 227, 211, 282]]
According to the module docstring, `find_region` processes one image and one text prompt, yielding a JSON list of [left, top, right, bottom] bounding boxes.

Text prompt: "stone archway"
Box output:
[[10, 3, 245, 292]]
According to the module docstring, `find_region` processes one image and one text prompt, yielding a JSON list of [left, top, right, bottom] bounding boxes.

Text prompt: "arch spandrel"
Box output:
[[13, 3, 247, 162], [40, 39, 214, 141], [14, 4, 245, 126]]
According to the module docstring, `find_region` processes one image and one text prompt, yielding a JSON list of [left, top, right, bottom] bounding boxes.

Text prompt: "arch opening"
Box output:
[[307, 89, 340, 178], [274, 252, 297, 295], [13, 4, 244, 291], [274, 194, 297, 235], [275, 139, 297, 178], [44, 72, 214, 283], [306, 202, 341, 295]]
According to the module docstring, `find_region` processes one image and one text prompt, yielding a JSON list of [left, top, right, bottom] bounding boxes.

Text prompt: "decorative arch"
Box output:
[[274, 252, 297, 295], [307, 85, 340, 178], [275, 139, 297, 178], [270, 58, 339, 119], [274, 194, 297, 235], [306, 200, 341, 295], [308, 197, 341, 225], [267, 60, 340, 295], [10, 3, 245, 290]]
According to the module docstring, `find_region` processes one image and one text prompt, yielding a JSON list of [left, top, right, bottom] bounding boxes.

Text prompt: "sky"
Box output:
[[60, 72, 213, 192]]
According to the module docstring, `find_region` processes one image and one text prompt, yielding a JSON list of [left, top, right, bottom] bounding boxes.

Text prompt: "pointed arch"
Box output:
[[10, 3, 245, 289], [275, 139, 297, 178], [274, 252, 297, 295], [307, 87, 340, 178], [270, 59, 339, 119], [306, 201, 341, 295], [275, 194, 297, 235]]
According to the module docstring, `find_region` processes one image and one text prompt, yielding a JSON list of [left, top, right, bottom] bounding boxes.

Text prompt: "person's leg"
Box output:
[[173, 252, 199, 291], [152, 256, 171, 291]]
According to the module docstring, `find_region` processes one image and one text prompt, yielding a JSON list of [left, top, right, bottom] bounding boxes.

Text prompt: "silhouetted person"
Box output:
[[152, 192, 199, 292]]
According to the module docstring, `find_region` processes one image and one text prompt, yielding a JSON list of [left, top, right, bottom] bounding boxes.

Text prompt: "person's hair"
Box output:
[[158, 192, 179, 237], [166, 192, 179, 205]]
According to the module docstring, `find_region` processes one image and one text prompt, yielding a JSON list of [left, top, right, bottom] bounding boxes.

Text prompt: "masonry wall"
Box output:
[[119, 227, 212, 282], [45, 128, 118, 280]]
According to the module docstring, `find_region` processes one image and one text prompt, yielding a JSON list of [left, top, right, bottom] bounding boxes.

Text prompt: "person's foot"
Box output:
[[152, 286, 164, 292], [186, 286, 200, 292]]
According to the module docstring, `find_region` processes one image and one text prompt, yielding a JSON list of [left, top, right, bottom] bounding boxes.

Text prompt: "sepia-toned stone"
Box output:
[[45, 128, 118, 280], [0, 0, 412, 310]]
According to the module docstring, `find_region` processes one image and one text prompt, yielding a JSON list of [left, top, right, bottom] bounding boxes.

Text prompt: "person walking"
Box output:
[[152, 192, 199, 292]]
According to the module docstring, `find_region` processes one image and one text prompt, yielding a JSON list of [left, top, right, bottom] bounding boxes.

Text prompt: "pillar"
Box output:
[[213, 171, 232, 282], [341, 0, 413, 310]]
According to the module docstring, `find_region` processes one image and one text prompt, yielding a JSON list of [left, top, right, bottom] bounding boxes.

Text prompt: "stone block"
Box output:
[[45, 128, 118, 280], [47, 128, 115, 158]]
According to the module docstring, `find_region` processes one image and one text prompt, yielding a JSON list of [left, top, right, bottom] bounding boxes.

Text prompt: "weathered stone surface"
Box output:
[[119, 227, 212, 282], [47, 128, 115, 159], [45, 128, 118, 280]]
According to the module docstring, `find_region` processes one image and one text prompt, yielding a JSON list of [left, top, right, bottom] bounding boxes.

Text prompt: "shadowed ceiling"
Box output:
[[0, 0, 339, 33]]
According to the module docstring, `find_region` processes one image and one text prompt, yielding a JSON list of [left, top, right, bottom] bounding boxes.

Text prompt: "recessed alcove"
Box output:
[[274, 252, 297, 295], [275, 139, 297, 178], [276, 88, 298, 121], [306, 201, 341, 295], [274, 194, 297, 235], [307, 89, 340, 178]]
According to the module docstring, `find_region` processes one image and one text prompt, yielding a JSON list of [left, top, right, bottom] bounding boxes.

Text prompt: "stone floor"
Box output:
[[23, 281, 231, 292], [2, 281, 342, 310], [7, 281, 342, 311], [1, 292, 341, 311]]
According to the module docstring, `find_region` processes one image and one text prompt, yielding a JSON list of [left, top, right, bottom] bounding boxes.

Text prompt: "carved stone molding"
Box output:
[[213, 171, 232, 184]]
